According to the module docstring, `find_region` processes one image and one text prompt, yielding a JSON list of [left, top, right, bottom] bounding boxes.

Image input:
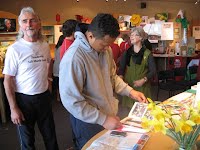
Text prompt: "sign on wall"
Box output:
[[161, 22, 174, 40], [193, 26, 200, 39]]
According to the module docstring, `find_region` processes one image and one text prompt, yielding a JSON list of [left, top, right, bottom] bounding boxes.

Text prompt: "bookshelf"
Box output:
[[42, 25, 62, 45]]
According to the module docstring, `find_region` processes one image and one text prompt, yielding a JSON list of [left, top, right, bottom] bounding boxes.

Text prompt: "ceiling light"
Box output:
[[195, 0, 200, 4]]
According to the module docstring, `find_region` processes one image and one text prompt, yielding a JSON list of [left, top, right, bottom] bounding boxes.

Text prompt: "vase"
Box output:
[[172, 142, 197, 150], [181, 28, 187, 46]]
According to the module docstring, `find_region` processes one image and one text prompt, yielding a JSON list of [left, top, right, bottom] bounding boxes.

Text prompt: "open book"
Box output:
[[118, 102, 150, 133]]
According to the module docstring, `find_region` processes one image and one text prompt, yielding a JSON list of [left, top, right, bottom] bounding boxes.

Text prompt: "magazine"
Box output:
[[86, 130, 149, 150], [86, 102, 150, 150], [118, 102, 149, 133]]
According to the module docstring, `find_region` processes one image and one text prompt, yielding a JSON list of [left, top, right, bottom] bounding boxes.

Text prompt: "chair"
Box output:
[[173, 67, 191, 90], [157, 70, 185, 100], [188, 65, 198, 86], [167, 56, 185, 70]]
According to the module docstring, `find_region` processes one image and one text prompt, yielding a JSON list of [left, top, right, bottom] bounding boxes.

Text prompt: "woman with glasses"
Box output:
[[118, 27, 156, 109]]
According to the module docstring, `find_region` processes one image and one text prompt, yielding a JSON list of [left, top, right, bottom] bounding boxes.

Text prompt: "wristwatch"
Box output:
[[143, 77, 148, 82]]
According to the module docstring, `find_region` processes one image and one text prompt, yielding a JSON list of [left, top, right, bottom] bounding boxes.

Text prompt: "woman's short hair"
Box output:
[[131, 27, 147, 41]]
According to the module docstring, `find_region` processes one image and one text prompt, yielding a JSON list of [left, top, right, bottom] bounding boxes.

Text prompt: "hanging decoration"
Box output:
[[155, 13, 168, 22], [75, 15, 92, 24], [175, 10, 189, 45], [175, 10, 189, 29], [130, 14, 142, 27], [75, 15, 83, 22], [82, 17, 92, 24], [56, 13, 61, 24]]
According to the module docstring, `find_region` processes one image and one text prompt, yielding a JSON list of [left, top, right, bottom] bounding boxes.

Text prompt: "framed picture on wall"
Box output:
[[193, 26, 200, 39], [0, 18, 16, 32]]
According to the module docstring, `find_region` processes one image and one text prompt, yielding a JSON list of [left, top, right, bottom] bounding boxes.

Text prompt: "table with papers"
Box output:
[[82, 90, 200, 150]]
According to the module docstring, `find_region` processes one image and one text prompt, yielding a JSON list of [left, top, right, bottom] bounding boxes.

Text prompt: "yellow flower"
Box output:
[[130, 14, 142, 26], [141, 98, 200, 146], [190, 111, 200, 125], [174, 119, 195, 135], [151, 119, 167, 134], [197, 101, 200, 111], [147, 98, 160, 111], [141, 117, 151, 131], [151, 107, 170, 121], [147, 98, 155, 110], [147, 98, 153, 103]]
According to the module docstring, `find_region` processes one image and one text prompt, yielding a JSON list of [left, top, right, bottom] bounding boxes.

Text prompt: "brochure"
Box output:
[[87, 102, 150, 150], [86, 130, 149, 150]]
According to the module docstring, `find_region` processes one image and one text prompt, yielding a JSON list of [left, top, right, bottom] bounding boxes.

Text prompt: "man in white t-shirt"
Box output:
[[3, 7, 58, 150]]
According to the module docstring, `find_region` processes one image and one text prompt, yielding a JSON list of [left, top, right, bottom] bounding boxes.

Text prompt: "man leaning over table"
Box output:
[[59, 13, 147, 149]]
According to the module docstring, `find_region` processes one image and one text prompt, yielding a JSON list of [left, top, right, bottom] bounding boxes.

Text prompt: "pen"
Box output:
[[132, 144, 138, 150]]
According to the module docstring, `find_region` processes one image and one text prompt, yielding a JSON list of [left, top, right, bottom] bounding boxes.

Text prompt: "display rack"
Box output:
[[42, 25, 62, 45], [42, 25, 54, 44]]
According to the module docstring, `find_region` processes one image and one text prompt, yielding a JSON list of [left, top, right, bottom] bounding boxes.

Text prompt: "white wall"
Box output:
[[0, 0, 199, 25]]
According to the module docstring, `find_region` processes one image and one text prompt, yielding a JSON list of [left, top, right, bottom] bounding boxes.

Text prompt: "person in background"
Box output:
[[75, 22, 89, 34], [60, 19, 78, 59], [110, 40, 121, 67], [143, 34, 152, 51], [59, 13, 147, 149], [118, 27, 156, 109], [4, 18, 15, 32], [119, 33, 131, 55], [3, 7, 58, 150], [53, 35, 65, 101]]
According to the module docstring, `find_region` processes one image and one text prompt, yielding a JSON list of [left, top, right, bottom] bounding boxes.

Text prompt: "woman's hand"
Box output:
[[133, 78, 146, 87]]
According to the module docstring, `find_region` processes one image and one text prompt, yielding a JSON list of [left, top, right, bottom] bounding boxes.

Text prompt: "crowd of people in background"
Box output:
[[3, 6, 157, 150]]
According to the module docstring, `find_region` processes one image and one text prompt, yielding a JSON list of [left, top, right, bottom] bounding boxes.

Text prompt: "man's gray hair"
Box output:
[[4, 18, 11, 24], [17, 7, 44, 41]]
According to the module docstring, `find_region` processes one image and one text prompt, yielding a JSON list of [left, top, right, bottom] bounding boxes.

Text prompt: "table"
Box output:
[[83, 91, 200, 150], [83, 126, 200, 150], [153, 53, 198, 71]]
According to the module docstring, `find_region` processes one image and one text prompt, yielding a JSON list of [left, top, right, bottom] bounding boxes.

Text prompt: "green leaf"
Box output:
[[166, 129, 180, 143]]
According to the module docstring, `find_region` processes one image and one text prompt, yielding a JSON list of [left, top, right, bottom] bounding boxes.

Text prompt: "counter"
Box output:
[[153, 53, 198, 71]]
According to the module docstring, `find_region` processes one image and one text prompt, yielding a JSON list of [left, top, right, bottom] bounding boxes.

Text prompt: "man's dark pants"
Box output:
[[70, 114, 104, 150], [15, 90, 59, 150]]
